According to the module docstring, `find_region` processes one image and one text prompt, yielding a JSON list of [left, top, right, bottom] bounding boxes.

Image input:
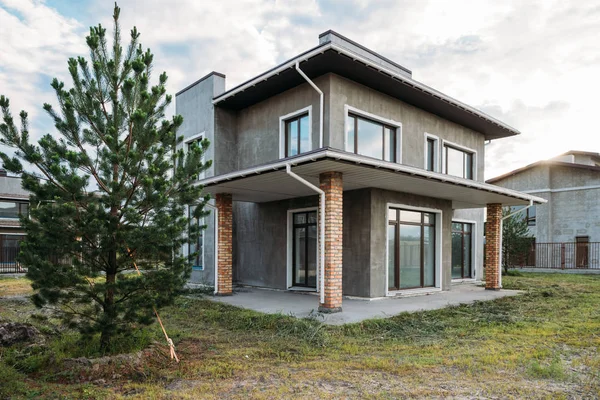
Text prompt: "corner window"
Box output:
[[285, 113, 310, 157], [424, 134, 439, 172], [346, 113, 397, 162], [444, 145, 474, 179], [0, 201, 28, 219]]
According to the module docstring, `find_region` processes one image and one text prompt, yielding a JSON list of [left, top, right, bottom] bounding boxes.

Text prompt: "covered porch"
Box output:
[[212, 284, 522, 325], [200, 147, 545, 313]]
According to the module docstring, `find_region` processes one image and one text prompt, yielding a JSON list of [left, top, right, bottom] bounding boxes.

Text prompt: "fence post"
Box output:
[[561, 243, 566, 270]]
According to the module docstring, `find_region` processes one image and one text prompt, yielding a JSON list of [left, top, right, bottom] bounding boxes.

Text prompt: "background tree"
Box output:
[[502, 207, 533, 273], [0, 4, 210, 351]]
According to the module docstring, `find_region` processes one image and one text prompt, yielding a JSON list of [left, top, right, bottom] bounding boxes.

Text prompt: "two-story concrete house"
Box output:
[[176, 31, 544, 312], [488, 150, 600, 269]]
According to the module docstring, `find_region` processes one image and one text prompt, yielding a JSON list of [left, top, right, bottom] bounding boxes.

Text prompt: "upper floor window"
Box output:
[[285, 113, 310, 157], [346, 113, 398, 162], [444, 144, 474, 179], [424, 134, 440, 172], [0, 201, 28, 219], [184, 133, 206, 180]]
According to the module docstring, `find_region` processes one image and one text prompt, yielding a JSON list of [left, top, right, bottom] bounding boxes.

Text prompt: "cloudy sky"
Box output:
[[1, 0, 599, 179]]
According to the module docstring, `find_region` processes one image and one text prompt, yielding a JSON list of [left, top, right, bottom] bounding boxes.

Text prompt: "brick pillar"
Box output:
[[318, 172, 343, 313], [485, 203, 502, 290], [216, 193, 233, 295]]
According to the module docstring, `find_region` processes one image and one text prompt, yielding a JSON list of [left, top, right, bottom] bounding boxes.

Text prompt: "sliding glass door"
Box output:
[[388, 209, 436, 290]]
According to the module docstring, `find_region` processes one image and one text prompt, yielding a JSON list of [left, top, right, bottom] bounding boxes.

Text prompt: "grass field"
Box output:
[[0, 272, 599, 399]]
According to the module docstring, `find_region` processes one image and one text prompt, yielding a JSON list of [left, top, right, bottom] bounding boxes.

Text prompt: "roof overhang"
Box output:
[[197, 148, 546, 208], [212, 43, 520, 141]]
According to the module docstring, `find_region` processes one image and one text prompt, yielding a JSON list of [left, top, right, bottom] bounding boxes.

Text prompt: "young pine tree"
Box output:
[[0, 4, 210, 351], [502, 207, 533, 273]]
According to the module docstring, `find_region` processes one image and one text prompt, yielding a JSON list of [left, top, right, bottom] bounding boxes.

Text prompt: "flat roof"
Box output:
[[198, 148, 546, 208], [210, 42, 520, 141]]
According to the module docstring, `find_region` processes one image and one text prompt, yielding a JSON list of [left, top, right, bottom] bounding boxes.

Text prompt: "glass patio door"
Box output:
[[451, 222, 472, 279], [292, 211, 318, 288], [388, 209, 436, 290]]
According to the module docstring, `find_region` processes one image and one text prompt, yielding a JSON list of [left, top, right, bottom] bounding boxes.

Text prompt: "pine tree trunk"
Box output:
[[100, 253, 117, 351]]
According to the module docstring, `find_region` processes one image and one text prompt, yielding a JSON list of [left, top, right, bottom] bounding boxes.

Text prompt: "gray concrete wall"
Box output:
[[342, 189, 372, 297], [231, 76, 330, 172], [176, 73, 226, 284], [369, 189, 453, 297], [233, 196, 319, 289], [492, 164, 600, 243], [328, 74, 486, 181], [232, 189, 372, 298]]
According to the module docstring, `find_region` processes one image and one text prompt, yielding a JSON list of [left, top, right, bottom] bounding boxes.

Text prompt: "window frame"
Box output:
[[0, 200, 29, 219], [385, 203, 442, 296], [344, 105, 402, 163], [187, 205, 205, 271], [424, 133, 440, 172], [279, 106, 312, 159], [441, 139, 477, 180], [183, 132, 206, 181]]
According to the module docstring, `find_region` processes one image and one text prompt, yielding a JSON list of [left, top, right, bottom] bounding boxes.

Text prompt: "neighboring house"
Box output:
[[176, 30, 544, 311], [0, 169, 29, 271], [488, 150, 600, 269]]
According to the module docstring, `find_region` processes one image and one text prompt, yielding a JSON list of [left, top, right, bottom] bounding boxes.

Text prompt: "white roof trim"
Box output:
[[197, 149, 547, 205]]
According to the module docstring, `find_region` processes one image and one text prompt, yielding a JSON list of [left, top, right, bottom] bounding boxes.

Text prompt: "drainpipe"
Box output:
[[286, 164, 325, 304], [203, 202, 219, 295], [295, 62, 324, 148], [499, 200, 534, 288]]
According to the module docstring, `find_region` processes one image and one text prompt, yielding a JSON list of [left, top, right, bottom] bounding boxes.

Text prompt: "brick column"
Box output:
[[216, 193, 233, 295], [485, 203, 502, 290], [318, 172, 343, 313]]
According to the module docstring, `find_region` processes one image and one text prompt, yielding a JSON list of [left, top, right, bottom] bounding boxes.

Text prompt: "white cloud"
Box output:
[[1, 0, 599, 178]]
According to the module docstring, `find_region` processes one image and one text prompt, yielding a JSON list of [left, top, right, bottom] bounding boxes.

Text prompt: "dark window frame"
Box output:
[[284, 113, 309, 158], [426, 137, 437, 171], [187, 206, 204, 270], [444, 144, 474, 179], [451, 222, 472, 279], [292, 210, 318, 288], [347, 113, 398, 162], [388, 208, 436, 291], [0, 200, 29, 219]]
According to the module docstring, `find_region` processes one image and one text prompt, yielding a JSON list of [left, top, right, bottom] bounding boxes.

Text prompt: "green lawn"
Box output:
[[1, 272, 599, 399]]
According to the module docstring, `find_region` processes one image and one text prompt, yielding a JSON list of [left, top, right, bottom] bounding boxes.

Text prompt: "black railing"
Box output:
[[513, 242, 600, 270], [0, 246, 25, 273]]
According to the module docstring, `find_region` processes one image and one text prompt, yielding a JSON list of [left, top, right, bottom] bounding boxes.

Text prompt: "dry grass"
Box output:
[[0, 276, 34, 297], [1, 272, 599, 399]]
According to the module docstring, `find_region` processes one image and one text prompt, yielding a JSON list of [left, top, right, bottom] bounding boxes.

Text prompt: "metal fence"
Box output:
[[0, 246, 25, 273], [513, 242, 600, 270]]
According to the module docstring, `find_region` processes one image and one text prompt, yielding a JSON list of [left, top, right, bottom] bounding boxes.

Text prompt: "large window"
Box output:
[[388, 208, 436, 290], [444, 145, 474, 179], [346, 113, 397, 162], [285, 113, 310, 157], [0, 201, 28, 219], [452, 222, 472, 279], [188, 206, 204, 271]]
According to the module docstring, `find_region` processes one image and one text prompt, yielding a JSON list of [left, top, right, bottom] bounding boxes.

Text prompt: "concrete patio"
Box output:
[[212, 284, 522, 325]]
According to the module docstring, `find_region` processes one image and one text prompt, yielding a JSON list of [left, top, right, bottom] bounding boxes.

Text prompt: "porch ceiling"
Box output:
[[198, 148, 547, 209]]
